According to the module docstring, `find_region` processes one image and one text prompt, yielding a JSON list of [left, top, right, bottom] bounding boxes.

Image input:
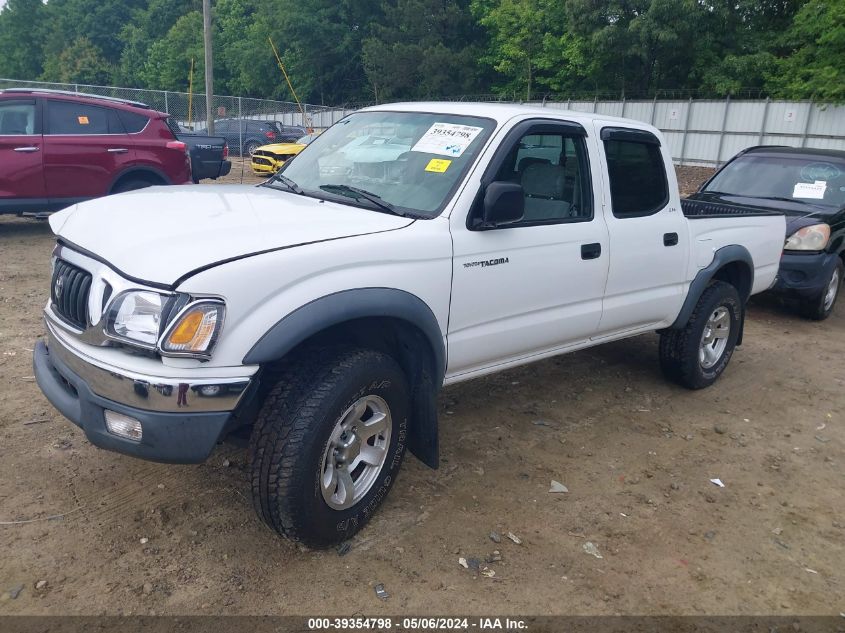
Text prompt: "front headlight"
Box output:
[[106, 291, 167, 348], [784, 223, 831, 251], [160, 300, 225, 358]]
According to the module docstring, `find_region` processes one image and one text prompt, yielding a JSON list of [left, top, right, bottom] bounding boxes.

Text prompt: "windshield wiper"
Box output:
[[263, 174, 304, 195], [319, 184, 406, 216]]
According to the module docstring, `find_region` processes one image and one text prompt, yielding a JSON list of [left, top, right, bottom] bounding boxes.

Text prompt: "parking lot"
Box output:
[[0, 167, 843, 616]]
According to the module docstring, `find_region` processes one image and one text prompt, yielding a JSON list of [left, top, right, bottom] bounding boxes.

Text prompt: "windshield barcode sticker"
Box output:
[[412, 122, 484, 157]]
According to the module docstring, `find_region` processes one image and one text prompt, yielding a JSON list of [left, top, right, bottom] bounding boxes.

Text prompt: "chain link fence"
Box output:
[[0, 78, 332, 156]]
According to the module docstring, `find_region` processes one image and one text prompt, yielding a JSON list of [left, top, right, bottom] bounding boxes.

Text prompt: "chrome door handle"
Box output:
[[107, 148, 129, 154], [13, 146, 39, 153]]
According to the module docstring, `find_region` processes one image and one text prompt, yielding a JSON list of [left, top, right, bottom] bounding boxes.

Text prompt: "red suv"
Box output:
[[0, 89, 192, 215]]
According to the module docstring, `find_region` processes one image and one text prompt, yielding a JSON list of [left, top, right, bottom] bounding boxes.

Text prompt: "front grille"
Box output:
[[252, 157, 272, 167], [51, 259, 92, 329]]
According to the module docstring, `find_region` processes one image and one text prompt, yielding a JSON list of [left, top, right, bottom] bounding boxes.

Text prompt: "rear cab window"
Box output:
[[46, 100, 124, 135], [602, 127, 669, 217]]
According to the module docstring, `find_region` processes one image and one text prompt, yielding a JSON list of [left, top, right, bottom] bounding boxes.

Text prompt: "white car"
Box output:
[[34, 103, 786, 548]]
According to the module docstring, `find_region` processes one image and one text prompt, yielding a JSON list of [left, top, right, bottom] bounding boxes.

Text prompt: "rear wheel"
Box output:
[[659, 281, 742, 389], [111, 178, 153, 194], [799, 259, 842, 321], [249, 347, 409, 548], [244, 140, 260, 156]]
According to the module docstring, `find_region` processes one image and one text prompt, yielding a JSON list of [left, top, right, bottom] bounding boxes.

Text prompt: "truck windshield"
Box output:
[[269, 111, 495, 217], [704, 154, 845, 210]]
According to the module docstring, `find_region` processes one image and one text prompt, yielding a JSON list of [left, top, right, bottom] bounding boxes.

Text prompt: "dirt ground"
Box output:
[[0, 167, 843, 616]]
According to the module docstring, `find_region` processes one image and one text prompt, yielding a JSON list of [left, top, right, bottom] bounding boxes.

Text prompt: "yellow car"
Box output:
[[251, 132, 320, 176]]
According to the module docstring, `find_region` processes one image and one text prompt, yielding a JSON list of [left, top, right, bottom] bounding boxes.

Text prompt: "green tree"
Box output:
[[41, 36, 114, 85], [473, 0, 567, 100], [695, 0, 803, 96], [261, 0, 383, 104], [40, 0, 141, 83], [115, 0, 198, 87], [769, 0, 845, 101], [141, 11, 205, 91], [562, 0, 706, 97], [363, 0, 488, 101], [0, 0, 48, 80]]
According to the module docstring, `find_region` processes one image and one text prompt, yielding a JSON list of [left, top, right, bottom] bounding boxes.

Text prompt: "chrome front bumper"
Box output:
[[35, 324, 257, 463], [44, 321, 252, 413]]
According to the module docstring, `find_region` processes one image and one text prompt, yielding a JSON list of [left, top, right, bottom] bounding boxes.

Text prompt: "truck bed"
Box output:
[[681, 198, 784, 218]]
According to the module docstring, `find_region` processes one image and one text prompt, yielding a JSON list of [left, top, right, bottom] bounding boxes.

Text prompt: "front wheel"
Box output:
[[249, 347, 409, 548], [800, 258, 843, 321], [659, 281, 742, 389]]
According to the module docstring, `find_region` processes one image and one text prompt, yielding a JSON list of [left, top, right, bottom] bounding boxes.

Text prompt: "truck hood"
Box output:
[[49, 185, 413, 286]]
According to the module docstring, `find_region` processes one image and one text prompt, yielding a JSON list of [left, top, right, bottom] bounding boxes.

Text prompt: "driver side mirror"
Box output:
[[481, 181, 524, 228]]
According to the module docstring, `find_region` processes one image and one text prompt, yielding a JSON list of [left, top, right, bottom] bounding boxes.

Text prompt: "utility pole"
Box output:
[[202, 0, 214, 134]]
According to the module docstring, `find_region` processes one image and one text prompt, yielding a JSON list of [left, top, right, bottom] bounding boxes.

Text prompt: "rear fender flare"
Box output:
[[669, 245, 754, 331]]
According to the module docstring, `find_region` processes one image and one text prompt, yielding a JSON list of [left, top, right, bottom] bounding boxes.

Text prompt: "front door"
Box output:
[[43, 99, 136, 201], [448, 120, 610, 377], [0, 98, 45, 205]]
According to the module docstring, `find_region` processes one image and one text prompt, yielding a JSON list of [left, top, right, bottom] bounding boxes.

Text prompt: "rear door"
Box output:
[[0, 97, 45, 206], [592, 124, 688, 334], [43, 99, 136, 201], [448, 119, 610, 376]]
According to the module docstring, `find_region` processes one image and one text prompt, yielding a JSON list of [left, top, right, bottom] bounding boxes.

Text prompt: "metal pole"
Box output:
[[164, 91, 169, 115], [758, 97, 770, 146], [202, 0, 215, 135], [649, 93, 658, 125], [715, 95, 730, 166], [238, 96, 243, 156], [679, 98, 693, 167], [620, 97, 627, 118], [800, 99, 814, 148]]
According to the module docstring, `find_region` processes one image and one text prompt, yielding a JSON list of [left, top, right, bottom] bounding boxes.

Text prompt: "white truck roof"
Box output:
[[362, 101, 659, 133]]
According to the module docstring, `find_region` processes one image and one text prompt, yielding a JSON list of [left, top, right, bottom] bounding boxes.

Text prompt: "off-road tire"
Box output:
[[249, 347, 409, 548], [659, 281, 742, 390], [799, 258, 843, 321]]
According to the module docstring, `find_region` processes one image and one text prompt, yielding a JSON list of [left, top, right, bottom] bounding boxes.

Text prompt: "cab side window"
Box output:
[[492, 130, 592, 224], [46, 101, 123, 135], [603, 133, 669, 217]]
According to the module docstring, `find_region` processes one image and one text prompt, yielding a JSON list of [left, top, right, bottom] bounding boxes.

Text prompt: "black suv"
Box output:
[[202, 119, 307, 156]]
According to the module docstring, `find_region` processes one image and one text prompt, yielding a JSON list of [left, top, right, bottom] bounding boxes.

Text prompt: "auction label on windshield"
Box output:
[[793, 180, 827, 199], [412, 122, 484, 157], [425, 158, 452, 173]]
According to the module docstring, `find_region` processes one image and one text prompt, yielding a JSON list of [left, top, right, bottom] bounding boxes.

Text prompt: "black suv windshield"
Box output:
[[705, 153, 845, 209], [270, 111, 495, 217]]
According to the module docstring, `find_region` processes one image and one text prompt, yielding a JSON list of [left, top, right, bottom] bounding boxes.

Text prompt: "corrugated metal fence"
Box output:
[[311, 98, 845, 167]]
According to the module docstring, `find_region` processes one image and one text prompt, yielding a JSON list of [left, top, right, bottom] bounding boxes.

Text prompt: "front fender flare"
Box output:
[[243, 287, 446, 385]]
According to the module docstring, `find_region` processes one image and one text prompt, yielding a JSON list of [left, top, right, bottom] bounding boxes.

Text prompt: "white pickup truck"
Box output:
[[34, 103, 786, 547]]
